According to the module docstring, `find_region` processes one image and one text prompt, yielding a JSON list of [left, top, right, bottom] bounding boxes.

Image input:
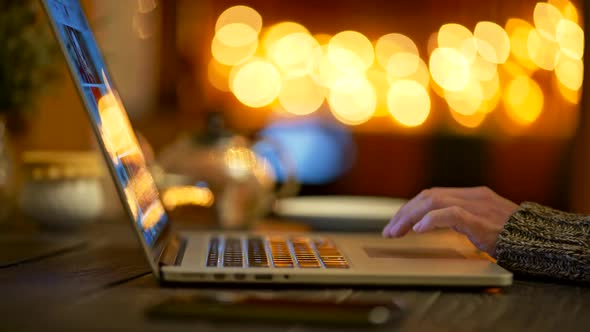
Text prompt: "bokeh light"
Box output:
[[438, 23, 476, 62], [263, 22, 309, 55], [450, 110, 487, 129], [375, 33, 419, 69], [366, 67, 391, 117], [328, 78, 376, 125], [534, 2, 563, 41], [555, 54, 583, 91], [278, 75, 325, 115], [527, 28, 559, 70], [503, 75, 544, 125], [328, 31, 375, 73], [505, 18, 538, 71], [474, 21, 510, 64], [556, 19, 584, 60], [231, 58, 281, 108], [215, 5, 262, 33], [211, 24, 258, 66], [445, 78, 483, 116], [207, 58, 231, 92], [268, 32, 318, 77], [429, 47, 470, 91], [387, 80, 431, 127], [386, 52, 420, 80]]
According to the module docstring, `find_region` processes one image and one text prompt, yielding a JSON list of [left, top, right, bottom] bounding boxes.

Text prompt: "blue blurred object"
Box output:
[[253, 116, 355, 185]]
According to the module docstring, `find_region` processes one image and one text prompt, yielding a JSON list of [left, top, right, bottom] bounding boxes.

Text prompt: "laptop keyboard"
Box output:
[[206, 236, 349, 269]]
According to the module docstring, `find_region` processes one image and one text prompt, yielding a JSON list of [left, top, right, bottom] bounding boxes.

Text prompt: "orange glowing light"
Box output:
[[328, 31, 375, 72], [450, 110, 487, 129], [162, 186, 215, 209], [429, 47, 470, 91], [375, 33, 418, 69], [556, 19, 584, 60], [216, 5, 262, 34], [534, 2, 563, 41], [555, 54, 583, 91], [503, 75, 544, 125], [278, 75, 325, 115], [505, 18, 538, 71], [387, 80, 431, 127], [231, 58, 281, 108], [548, 0, 579, 24], [438, 23, 476, 62], [328, 78, 376, 125], [444, 78, 484, 116], [211, 24, 258, 66], [386, 52, 420, 79], [366, 67, 391, 117], [527, 29, 559, 70], [207, 58, 232, 92], [474, 21, 510, 64], [268, 32, 318, 78], [263, 22, 309, 55]]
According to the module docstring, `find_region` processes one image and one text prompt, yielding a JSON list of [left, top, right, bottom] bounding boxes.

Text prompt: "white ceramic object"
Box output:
[[273, 195, 407, 231], [20, 178, 104, 228]]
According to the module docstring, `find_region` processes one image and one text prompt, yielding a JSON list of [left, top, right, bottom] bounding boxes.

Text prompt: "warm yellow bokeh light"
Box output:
[[328, 78, 376, 125], [527, 29, 559, 70], [162, 186, 215, 210], [503, 75, 544, 125], [231, 59, 281, 108], [470, 55, 497, 81], [387, 80, 431, 127], [534, 2, 563, 41], [366, 67, 391, 117], [556, 19, 584, 60], [444, 79, 483, 116], [438, 23, 476, 62], [385, 52, 420, 79], [262, 22, 309, 55], [215, 5, 262, 34], [328, 31, 375, 71], [215, 23, 258, 47], [278, 75, 325, 115], [480, 73, 500, 102], [314, 45, 361, 88], [505, 18, 538, 71], [450, 110, 487, 129], [474, 21, 510, 64], [268, 32, 319, 78], [375, 33, 418, 69], [313, 33, 332, 46], [429, 47, 470, 91], [207, 58, 232, 92], [549, 0, 579, 24], [555, 54, 583, 91], [211, 26, 257, 66], [387, 56, 430, 88], [556, 76, 582, 104]]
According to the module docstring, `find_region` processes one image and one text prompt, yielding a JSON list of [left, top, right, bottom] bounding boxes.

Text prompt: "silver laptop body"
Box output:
[[42, 0, 512, 287]]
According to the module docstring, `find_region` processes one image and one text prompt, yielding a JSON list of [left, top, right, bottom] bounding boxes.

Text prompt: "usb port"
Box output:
[[254, 274, 273, 280]]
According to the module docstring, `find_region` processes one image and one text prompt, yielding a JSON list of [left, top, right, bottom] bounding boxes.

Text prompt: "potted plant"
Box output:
[[0, 1, 58, 221]]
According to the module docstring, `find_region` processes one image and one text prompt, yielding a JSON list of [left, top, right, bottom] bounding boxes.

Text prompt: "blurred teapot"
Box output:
[[156, 112, 299, 229]]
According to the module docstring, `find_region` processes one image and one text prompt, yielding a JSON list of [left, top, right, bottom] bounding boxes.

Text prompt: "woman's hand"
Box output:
[[382, 186, 519, 257]]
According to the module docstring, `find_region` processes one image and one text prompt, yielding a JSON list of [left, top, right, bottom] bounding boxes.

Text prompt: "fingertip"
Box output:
[[412, 222, 422, 232]]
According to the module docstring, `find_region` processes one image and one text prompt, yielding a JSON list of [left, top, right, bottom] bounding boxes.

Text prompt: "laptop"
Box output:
[[41, 0, 512, 287]]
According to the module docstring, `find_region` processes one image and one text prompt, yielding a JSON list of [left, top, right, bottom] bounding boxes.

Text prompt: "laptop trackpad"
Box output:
[[364, 247, 466, 259]]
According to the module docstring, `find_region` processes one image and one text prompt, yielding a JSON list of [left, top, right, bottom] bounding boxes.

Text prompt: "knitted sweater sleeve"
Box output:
[[495, 202, 590, 282]]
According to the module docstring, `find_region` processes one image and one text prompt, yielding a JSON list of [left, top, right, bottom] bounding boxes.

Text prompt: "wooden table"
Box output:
[[1, 218, 589, 331]]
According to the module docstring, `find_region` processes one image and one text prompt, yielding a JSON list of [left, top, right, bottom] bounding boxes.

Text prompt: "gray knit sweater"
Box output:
[[495, 202, 590, 282]]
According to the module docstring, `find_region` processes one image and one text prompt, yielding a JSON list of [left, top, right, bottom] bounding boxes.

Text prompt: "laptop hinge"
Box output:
[[158, 234, 186, 266]]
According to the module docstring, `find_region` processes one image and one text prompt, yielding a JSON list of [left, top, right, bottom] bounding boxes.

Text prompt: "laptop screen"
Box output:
[[43, 0, 168, 247]]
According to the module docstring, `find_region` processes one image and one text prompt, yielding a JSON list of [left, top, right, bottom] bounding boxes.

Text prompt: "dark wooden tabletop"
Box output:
[[1, 218, 589, 332]]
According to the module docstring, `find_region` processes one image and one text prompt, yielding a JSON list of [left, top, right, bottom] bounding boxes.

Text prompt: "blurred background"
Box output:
[[7, 0, 590, 224]]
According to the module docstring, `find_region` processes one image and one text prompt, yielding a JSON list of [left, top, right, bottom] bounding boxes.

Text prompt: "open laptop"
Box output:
[[41, 0, 512, 287]]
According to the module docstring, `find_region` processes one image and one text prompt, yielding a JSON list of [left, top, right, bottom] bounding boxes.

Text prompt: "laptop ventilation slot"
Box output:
[[314, 239, 350, 269]]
